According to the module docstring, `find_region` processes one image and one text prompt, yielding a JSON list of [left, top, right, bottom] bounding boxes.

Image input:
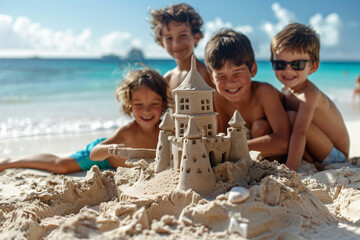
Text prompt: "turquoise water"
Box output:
[[1, 58, 359, 139]]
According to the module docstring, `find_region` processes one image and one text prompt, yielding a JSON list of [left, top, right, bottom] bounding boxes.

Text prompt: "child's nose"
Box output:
[[173, 37, 181, 47]]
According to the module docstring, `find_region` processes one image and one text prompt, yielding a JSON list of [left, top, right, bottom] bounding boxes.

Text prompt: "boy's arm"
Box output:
[[248, 84, 290, 157], [286, 89, 319, 171], [89, 127, 128, 162]]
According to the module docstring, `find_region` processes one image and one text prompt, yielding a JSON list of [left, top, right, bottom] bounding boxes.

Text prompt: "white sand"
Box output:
[[1, 120, 360, 239]]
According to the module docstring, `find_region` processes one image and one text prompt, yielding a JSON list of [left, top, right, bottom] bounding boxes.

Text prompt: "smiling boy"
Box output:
[[271, 23, 349, 171], [150, 3, 214, 94], [205, 29, 289, 159]]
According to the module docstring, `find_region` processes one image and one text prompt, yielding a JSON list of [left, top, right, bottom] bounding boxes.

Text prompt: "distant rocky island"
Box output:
[[101, 48, 145, 62]]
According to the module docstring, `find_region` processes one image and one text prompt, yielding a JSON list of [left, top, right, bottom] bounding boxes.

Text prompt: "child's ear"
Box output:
[[250, 62, 258, 77], [193, 33, 202, 45], [309, 61, 319, 75]]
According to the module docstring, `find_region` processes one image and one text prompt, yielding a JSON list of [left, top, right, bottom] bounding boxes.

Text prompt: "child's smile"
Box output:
[[161, 21, 200, 62], [273, 50, 316, 92], [131, 86, 164, 130]]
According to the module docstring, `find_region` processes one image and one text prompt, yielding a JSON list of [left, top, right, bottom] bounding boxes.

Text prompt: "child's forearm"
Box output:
[[286, 132, 306, 171], [248, 133, 288, 157], [90, 144, 115, 161]]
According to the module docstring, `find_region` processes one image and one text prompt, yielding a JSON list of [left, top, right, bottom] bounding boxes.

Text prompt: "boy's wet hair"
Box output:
[[205, 29, 255, 72], [115, 68, 168, 116], [150, 3, 203, 46], [270, 22, 320, 64]]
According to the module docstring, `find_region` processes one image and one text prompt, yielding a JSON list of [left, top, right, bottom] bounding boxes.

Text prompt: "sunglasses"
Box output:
[[271, 60, 313, 71]]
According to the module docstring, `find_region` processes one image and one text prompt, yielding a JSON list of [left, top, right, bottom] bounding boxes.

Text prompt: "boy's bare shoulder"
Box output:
[[297, 82, 322, 105], [114, 121, 138, 137], [252, 81, 280, 99], [164, 69, 175, 82]]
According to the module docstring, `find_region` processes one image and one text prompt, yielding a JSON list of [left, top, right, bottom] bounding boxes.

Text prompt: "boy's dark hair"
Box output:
[[205, 29, 255, 72], [271, 22, 320, 64], [150, 3, 203, 46], [115, 68, 168, 116]]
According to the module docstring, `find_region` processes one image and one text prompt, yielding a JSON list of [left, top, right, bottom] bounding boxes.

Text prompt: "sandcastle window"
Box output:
[[186, 168, 191, 173], [192, 140, 197, 144], [193, 157, 197, 162], [185, 98, 189, 103], [158, 145, 163, 150], [208, 124, 212, 129], [200, 98, 211, 112], [180, 98, 184, 103], [202, 153, 206, 158], [197, 168, 202, 174], [208, 132, 212, 136]]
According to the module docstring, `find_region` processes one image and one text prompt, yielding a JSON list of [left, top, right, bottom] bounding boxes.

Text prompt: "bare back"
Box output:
[[215, 81, 281, 132]]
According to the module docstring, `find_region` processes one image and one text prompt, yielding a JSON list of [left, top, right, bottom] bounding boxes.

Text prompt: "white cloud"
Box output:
[[309, 13, 341, 47], [0, 13, 142, 57], [262, 2, 296, 39]]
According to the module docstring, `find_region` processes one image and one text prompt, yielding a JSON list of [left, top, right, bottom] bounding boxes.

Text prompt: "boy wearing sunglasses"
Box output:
[[205, 29, 290, 159], [271, 23, 349, 171]]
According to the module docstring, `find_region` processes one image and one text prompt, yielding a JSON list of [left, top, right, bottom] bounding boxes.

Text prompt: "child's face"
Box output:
[[161, 21, 201, 62], [272, 50, 318, 91], [131, 86, 164, 130], [211, 61, 257, 103]]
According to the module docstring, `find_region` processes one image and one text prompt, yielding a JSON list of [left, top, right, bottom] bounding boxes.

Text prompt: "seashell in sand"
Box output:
[[228, 186, 250, 203]]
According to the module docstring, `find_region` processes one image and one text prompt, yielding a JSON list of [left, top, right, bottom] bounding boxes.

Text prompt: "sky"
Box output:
[[0, 0, 359, 60]]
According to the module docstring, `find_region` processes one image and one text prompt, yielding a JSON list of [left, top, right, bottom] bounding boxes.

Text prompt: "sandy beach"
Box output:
[[0, 115, 360, 239]]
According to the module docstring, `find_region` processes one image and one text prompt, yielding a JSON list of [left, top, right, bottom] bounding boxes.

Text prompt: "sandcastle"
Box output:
[[110, 56, 253, 195]]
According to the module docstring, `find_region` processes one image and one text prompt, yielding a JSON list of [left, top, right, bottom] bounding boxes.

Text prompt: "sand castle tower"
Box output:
[[228, 110, 252, 166], [155, 112, 175, 173], [178, 118, 216, 194], [172, 56, 217, 139]]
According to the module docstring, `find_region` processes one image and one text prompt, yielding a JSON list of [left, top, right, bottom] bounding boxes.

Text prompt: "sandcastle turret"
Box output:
[[228, 110, 252, 166], [155, 112, 175, 173], [172, 56, 217, 138], [178, 118, 216, 195]]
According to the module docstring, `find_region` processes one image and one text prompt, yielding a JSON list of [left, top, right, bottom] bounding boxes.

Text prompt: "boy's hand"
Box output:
[[108, 144, 126, 155]]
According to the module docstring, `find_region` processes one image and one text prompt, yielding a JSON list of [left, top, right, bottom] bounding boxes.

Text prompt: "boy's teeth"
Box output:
[[228, 88, 238, 93]]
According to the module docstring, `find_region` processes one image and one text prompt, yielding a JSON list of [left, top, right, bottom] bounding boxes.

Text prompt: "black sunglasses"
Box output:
[[271, 60, 313, 71]]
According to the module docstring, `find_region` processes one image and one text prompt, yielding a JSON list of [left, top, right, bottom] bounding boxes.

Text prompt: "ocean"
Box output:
[[1, 58, 359, 142]]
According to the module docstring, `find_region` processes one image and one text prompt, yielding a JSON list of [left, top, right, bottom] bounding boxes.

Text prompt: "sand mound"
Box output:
[[1, 159, 360, 239]]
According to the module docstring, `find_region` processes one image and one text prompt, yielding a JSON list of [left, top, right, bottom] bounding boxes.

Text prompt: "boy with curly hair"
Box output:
[[150, 3, 214, 95]]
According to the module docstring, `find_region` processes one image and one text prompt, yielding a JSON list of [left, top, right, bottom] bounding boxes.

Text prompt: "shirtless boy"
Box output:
[[271, 23, 349, 171], [205, 29, 289, 159], [150, 3, 214, 95]]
